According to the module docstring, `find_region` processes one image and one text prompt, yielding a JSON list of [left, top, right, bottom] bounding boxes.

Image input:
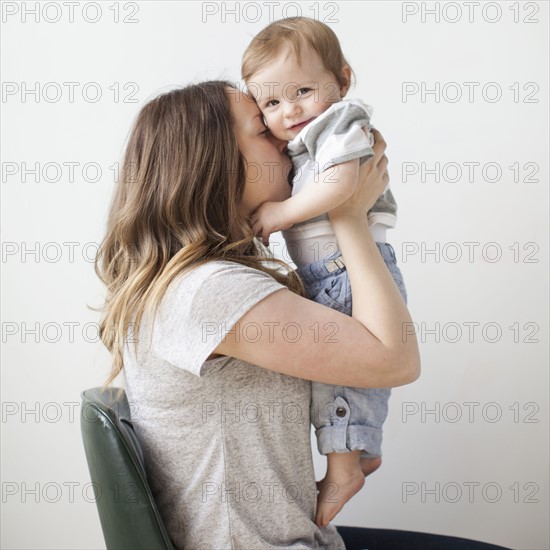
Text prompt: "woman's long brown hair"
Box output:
[[94, 81, 304, 388]]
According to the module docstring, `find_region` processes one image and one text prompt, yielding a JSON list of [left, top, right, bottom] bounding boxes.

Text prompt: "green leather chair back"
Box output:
[[80, 387, 175, 550]]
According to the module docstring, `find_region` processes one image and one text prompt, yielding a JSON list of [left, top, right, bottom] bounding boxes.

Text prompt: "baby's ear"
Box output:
[[339, 65, 352, 98]]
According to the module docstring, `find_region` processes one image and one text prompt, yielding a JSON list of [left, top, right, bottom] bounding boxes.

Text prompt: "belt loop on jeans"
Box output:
[[386, 243, 396, 262], [325, 254, 345, 273]]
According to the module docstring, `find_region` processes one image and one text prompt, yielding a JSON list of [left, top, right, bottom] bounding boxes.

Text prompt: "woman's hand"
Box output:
[[328, 128, 389, 221]]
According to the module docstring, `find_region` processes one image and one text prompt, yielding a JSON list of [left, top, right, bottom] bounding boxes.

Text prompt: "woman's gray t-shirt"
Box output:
[[122, 260, 346, 550]]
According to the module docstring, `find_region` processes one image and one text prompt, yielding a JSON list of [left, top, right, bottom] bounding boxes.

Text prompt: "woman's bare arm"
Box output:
[[214, 129, 421, 387]]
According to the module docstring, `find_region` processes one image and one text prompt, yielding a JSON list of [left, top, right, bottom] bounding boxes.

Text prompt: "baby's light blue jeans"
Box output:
[[296, 242, 408, 458]]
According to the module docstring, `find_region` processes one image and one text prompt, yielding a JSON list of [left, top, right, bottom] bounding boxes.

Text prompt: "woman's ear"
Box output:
[[339, 65, 352, 98]]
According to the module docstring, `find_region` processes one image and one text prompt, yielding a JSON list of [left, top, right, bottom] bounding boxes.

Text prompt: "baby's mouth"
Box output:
[[290, 118, 314, 130]]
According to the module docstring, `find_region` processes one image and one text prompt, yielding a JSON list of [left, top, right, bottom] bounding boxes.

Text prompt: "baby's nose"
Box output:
[[283, 100, 300, 117]]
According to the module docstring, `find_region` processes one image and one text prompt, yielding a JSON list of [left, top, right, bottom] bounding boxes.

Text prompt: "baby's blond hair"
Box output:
[[241, 17, 354, 88]]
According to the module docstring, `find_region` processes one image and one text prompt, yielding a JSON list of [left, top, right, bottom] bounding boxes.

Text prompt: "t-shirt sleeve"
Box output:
[[151, 261, 287, 377], [302, 101, 375, 172]]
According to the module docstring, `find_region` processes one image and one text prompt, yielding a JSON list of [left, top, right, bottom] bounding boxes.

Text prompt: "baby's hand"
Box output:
[[251, 201, 293, 246]]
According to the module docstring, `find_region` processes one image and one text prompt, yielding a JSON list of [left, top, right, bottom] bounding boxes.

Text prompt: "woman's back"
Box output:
[[122, 260, 345, 549]]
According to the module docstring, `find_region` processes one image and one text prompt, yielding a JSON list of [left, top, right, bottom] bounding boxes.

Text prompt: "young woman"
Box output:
[[95, 81, 420, 550]]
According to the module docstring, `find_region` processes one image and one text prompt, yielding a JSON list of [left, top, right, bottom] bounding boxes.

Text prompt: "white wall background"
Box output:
[[1, 1, 548, 549]]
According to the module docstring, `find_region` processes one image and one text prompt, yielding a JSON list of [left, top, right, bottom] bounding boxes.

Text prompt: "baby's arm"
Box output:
[[251, 158, 359, 244]]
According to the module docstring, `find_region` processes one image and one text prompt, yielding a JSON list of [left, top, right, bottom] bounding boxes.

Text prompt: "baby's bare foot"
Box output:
[[360, 456, 382, 477], [316, 452, 364, 528]]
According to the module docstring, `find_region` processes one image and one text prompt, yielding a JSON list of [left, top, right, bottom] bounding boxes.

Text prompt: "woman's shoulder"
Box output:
[[148, 259, 287, 377], [163, 259, 287, 316], [170, 259, 283, 291]]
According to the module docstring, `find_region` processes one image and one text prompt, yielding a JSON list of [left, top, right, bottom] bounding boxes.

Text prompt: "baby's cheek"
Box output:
[[268, 119, 285, 139], [263, 113, 276, 127]]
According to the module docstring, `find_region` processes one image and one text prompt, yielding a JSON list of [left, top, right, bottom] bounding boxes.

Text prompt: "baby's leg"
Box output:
[[312, 383, 386, 527], [298, 254, 394, 524], [361, 454, 383, 477], [316, 451, 364, 528]]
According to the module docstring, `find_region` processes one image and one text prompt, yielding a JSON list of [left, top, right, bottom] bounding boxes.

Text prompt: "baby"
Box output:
[[242, 17, 407, 528]]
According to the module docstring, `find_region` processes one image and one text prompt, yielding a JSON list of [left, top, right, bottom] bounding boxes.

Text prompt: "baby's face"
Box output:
[[247, 46, 347, 142]]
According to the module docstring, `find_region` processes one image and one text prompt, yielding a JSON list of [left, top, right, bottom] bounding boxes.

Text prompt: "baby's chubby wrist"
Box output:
[[276, 198, 295, 225], [263, 198, 299, 233], [255, 199, 295, 234]]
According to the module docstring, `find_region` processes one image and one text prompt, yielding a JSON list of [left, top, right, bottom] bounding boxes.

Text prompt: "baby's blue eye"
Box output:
[[267, 99, 279, 107], [297, 87, 311, 96]]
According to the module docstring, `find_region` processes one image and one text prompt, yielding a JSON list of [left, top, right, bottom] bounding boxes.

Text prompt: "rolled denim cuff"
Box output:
[[314, 396, 383, 456]]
